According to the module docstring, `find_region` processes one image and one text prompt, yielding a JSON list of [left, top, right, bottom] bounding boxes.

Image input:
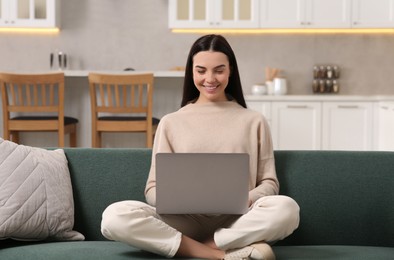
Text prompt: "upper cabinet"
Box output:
[[169, 0, 394, 29], [259, 0, 305, 28], [260, 0, 351, 28], [168, 0, 259, 28], [309, 0, 351, 28], [0, 0, 58, 28], [352, 0, 394, 28]]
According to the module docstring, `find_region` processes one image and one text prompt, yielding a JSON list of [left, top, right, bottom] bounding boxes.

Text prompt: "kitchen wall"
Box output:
[[1, 0, 394, 95]]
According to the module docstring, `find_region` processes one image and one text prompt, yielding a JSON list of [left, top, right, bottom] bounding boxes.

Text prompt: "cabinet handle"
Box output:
[[210, 22, 220, 26], [338, 105, 359, 109], [381, 106, 389, 110], [287, 105, 308, 109]]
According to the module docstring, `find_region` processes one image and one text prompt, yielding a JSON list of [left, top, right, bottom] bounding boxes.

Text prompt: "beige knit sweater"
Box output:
[[145, 100, 279, 206]]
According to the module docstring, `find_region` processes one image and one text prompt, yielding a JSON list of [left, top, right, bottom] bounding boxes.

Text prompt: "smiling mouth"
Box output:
[[204, 85, 219, 90]]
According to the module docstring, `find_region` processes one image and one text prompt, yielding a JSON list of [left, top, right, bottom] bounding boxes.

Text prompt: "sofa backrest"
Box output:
[[275, 150, 394, 247], [64, 148, 152, 241], [64, 149, 394, 247]]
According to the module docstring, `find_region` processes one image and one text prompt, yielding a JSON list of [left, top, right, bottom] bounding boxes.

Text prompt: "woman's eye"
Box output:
[[197, 70, 205, 74]]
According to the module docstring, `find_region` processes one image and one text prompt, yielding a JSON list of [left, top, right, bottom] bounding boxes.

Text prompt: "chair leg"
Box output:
[[97, 132, 102, 148], [70, 131, 77, 147], [146, 132, 153, 148], [11, 131, 19, 144], [58, 126, 65, 147], [57, 131, 64, 147], [92, 131, 101, 148], [58, 136, 65, 147], [3, 129, 11, 141]]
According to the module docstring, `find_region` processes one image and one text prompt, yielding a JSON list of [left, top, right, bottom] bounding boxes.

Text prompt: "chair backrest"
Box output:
[[88, 72, 154, 120], [0, 72, 65, 123]]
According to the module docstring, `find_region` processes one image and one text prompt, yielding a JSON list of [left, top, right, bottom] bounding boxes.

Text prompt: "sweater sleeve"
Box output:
[[249, 116, 280, 204], [144, 118, 173, 206]]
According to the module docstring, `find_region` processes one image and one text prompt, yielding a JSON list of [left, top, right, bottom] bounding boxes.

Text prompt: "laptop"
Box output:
[[155, 153, 249, 215]]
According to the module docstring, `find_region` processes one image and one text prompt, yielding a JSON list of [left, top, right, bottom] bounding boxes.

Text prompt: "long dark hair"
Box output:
[[180, 34, 247, 108]]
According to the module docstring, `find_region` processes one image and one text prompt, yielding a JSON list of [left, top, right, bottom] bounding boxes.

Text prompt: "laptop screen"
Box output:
[[156, 153, 249, 214]]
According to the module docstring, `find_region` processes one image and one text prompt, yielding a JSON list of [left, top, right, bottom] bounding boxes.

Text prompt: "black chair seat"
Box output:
[[11, 116, 79, 125], [98, 116, 160, 125]]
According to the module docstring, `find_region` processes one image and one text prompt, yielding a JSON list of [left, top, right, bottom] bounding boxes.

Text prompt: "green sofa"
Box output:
[[1, 148, 393, 259]]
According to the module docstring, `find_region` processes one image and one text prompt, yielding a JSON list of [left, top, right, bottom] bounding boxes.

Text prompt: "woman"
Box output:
[[101, 34, 300, 260]]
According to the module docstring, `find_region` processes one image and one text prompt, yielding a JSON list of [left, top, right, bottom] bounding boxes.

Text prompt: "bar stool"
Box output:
[[88, 72, 159, 148], [0, 72, 78, 147]]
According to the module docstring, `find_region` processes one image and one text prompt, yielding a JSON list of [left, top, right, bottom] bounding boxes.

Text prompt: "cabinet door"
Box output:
[[352, 0, 394, 28], [271, 102, 321, 150], [216, 0, 259, 28], [260, 0, 306, 28], [322, 102, 373, 150], [308, 0, 351, 28], [169, 0, 259, 28], [377, 102, 394, 151], [0, 0, 11, 26], [169, 0, 212, 28], [3, 0, 57, 28]]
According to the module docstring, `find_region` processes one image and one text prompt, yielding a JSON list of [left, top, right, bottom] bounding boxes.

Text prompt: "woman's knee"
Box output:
[[255, 195, 300, 230], [101, 200, 155, 240]]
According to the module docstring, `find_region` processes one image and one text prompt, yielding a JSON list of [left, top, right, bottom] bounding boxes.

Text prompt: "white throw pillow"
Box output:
[[0, 138, 84, 241]]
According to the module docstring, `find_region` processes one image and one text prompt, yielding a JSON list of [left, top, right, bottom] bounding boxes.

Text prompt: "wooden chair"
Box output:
[[0, 72, 78, 147], [88, 73, 159, 148]]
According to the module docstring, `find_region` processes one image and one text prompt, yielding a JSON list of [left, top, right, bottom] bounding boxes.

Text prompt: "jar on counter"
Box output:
[[251, 84, 267, 95]]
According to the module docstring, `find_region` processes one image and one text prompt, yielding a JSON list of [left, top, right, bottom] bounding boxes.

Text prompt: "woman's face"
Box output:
[[192, 51, 230, 103]]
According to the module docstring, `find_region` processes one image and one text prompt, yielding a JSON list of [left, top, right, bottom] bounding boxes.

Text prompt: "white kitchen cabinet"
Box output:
[[0, 0, 58, 28], [322, 102, 374, 151], [246, 100, 272, 125], [260, 0, 351, 28], [169, 0, 394, 29], [377, 102, 394, 151], [309, 0, 351, 28], [259, 0, 304, 28], [352, 0, 394, 28], [168, 0, 259, 28], [271, 102, 321, 150], [245, 97, 394, 151]]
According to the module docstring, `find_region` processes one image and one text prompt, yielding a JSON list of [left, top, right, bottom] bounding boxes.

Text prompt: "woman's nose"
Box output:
[[205, 72, 215, 82]]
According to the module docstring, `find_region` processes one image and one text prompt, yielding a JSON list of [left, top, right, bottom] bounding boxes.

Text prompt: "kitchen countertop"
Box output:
[[9, 69, 393, 100], [245, 94, 394, 102], [64, 70, 184, 78]]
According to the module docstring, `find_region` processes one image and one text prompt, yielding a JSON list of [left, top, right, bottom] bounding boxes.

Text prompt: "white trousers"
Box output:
[[101, 195, 299, 258]]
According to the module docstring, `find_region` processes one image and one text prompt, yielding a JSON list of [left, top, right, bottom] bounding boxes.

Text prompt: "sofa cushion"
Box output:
[[0, 241, 162, 260], [0, 138, 84, 241], [273, 245, 394, 260], [0, 241, 393, 260]]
